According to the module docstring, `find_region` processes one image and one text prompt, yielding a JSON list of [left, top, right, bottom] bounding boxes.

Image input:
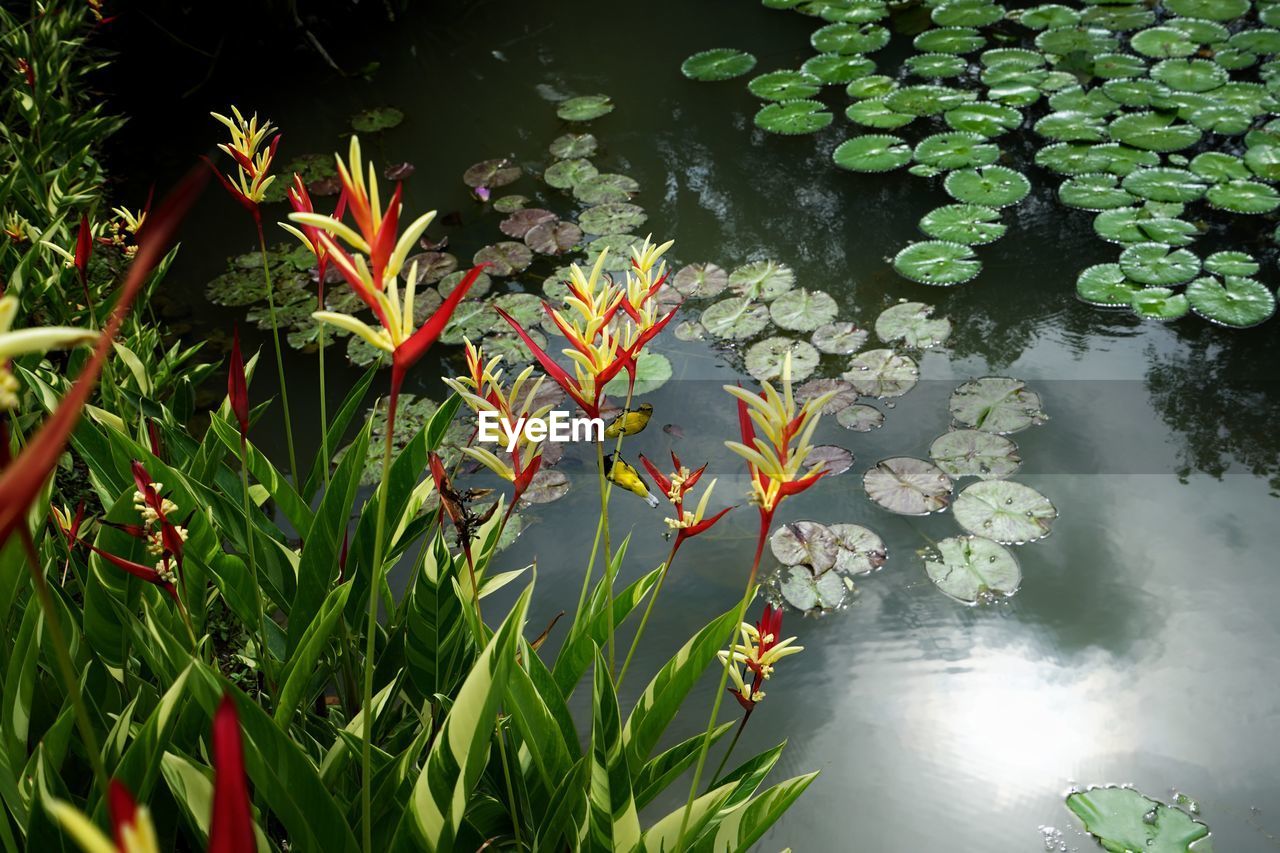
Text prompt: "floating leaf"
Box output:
[[1152, 57, 1229, 93], [1076, 263, 1140, 307], [1019, 4, 1080, 30], [585, 234, 643, 271], [923, 536, 1020, 603], [1108, 111, 1202, 151], [893, 240, 982, 286], [463, 158, 521, 189], [796, 378, 858, 413], [557, 94, 614, 121], [944, 166, 1031, 207], [914, 26, 987, 54], [802, 52, 876, 84], [729, 260, 795, 300], [521, 470, 571, 505], [1059, 173, 1136, 211], [492, 195, 529, 213], [549, 132, 598, 159], [578, 202, 647, 236], [673, 263, 729, 298], [769, 288, 838, 331], [771, 521, 839, 573], [930, 430, 1021, 480], [525, 221, 583, 255], [845, 99, 917, 129], [1130, 286, 1191, 321], [875, 301, 952, 347], [754, 99, 834, 134], [833, 134, 913, 172], [1034, 111, 1108, 143], [1164, 0, 1249, 20], [573, 173, 639, 204], [748, 70, 822, 101], [949, 377, 1046, 434], [933, 0, 1005, 27], [918, 204, 1006, 245], [350, 106, 403, 133], [1090, 143, 1161, 176], [812, 321, 869, 354], [913, 132, 999, 169], [746, 337, 821, 381], [1065, 786, 1210, 853], [809, 444, 855, 476], [1035, 142, 1107, 175], [837, 403, 885, 431], [681, 48, 758, 81], [1206, 179, 1280, 214], [846, 75, 899, 99], [603, 351, 673, 396], [829, 523, 887, 574], [944, 102, 1022, 136], [811, 21, 890, 53], [1188, 104, 1252, 134], [953, 480, 1056, 543], [701, 298, 771, 339], [886, 84, 974, 116], [843, 348, 919, 397], [779, 566, 849, 611], [498, 208, 557, 238], [405, 251, 457, 285], [1203, 250, 1259, 277], [543, 158, 598, 189], [473, 241, 533, 276], [863, 457, 953, 515], [1245, 144, 1280, 180], [1120, 167, 1207, 202], [1101, 78, 1169, 108], [439, 269, 492, 299], [906, 52, 969, 79], [1187, 275, 1277, 327], [1118, 242, 1200, 286], [1093, 53, 1149, 78], [1131, 26, 1197, 58]]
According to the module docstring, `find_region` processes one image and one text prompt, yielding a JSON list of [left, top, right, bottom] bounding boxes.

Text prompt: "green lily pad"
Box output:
[[833, 134, 913, 172], [673, 263, 729, 298], [754, 99, 834, 134], [843, 348, 919, 397], [673, 320, 705, 341], [954, 480, 1056, 543], [491, 293, 544, 331], [1152, 57, 1228, 92], [729, 260, 795, 300], [1213, 47, 1258, 70], [1093, 208, 1198, 246], [492, 195, 528, 213], [520, 469, 571, 505], [1130, 287, 1191, 321], [980, 47, 1045, 69], [1019, 4, 1079, 29], [863, 457, 953, 515], [1187, 275, 1276, 327], [846, 75, 899, 99], [770, 288, 838, 331], [438, 299, 501, 346], [1059, 173, 1136, 210], [557, 94, 614, 121], [1245, 144, 1280, 180], [906, 52, 969, 78], [525, 221, 583, 255], [1206, 180, 1280, 214], [1076, 263, 1141, 306], [944, 166, 1031, 207], [913, 132, 1000, 169], [1188, 104, 1253, 134], [573, 173, 639, 204], [829, 523, 888, 574], [439, 269, 492, 299], [473, 242, 533, 277], [603, 351, 672, 395], [944, 102, 1022, 136], [837, 403, 885, 431], [1090, 143, 1162, 176], [1203, 250, 1259, 276], [875, 301, 953, 347], [543, 158, 598, 189], [549, 132, 597, 159], [802, 52, 876, 83], [933, 0, 1006, 27], [1034, 111, 1108, 142], [748, 70, 822, 101], [930, 430, 1021, 480], [585, 235, 643, 271], [812, 321, 870, 354], [1066, 786, 1210, 853], [701, 298, 771, 339], [846, 99, 917, 128], [746, 336, 821, 381], [924, 536, 1021, 603], [914, 26, 987, 54], [949, 377, 1047, 434], [1120, 167, 1207, 202], [886, 84, 974, 116], [1101, 78, 1171, 108], [1048, 87, 1120, 118], [779, 566, 849, 611], [1093, 53, 1150, 78], [893, 240, 983, 285], [811, 21, 890, 53], [351, 106, 403, 133], [577, 202, 647, 236], [1118, 242, 1200, 286], [463, 158, 521, 188], [919, 204, 1006, 245], [1035, 142, 1108, 175], [1108, 111, 1202, 151], [1165, 17, 1230, 44], [1164, 0, 1249, 20], [1190, 151, 1251, 182], [681, 48, 758, 81], [1230, 27, 1280, 54], [1131, 26, 1197, 58]]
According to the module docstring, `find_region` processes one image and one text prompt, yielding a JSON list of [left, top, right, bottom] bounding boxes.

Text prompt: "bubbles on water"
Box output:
[[1037, 825, 1069, 852], [1172, 789, 1201, 815]]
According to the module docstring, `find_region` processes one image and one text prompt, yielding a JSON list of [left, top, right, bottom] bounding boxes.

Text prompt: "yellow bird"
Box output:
[[603, 453, 660, 507], [604, 402, 654, 438]]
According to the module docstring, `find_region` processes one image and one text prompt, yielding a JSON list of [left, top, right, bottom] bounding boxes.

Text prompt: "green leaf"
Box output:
[[949, 376, 1047, 434], [557, 95, 614, 122], [681, 49, 757, 81], [943, 165, 1031, 207], [1187, 275, 1277, 327], [690, 772, 819, 852], [101, 666, 192, 816], [586, 651, 641, 851], [753, 100, 833, 134], [893, 240, 982, 286], [832, 134, 913, 172], [953, 480, 1057, 543], [1066, 786, 1209, 852], [1130, 287, 1191, 321], [747, 70, 821, 101], [929, 430, 1021, 480], [275, 582, 351, 728], [633, 723, 734, 809], [208, 414, 313, 535], [405, 533, 471, 699], [1118, 243, 1200, 286], [302, 364, 377, 502], [924, 536, 1021, 602], [918, 204, 1005, 245]]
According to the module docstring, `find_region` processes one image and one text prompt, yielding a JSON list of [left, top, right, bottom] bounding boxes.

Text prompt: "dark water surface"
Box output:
[[110, 1, 1280, 849]]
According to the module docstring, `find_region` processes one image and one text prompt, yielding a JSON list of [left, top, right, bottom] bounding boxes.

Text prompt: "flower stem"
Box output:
[[617, 536, 680, 689], [676, 514, 772, 849], [318, 326, 330, 490], [710, 709, 753, 788], [361, 371, 401, 853], [255, 218, 300, 489], [239, 435, 271, 702], [495, 712, 524, 848], [603, 377, 636, 678]]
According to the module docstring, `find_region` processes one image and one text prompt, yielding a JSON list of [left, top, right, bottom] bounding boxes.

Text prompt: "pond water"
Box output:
[[109, 0, 1280, 849]]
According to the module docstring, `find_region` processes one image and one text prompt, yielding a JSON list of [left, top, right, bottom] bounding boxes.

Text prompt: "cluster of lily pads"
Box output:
[[682, 0, 1280, 327]]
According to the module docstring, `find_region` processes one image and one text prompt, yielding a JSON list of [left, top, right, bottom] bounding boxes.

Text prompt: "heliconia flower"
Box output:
[[4, 210, 29, 242], [639, 451, 733, 550], [85, 542, 178, 600], [207, 106, 280, 213], [279, 174, 347, 304], [51, 502, 88, 545], [718, 604, 802, 712], [47, 779, 162, 853], [0, 294, 98, 412], [107, 203, 148, 259], [0, 168, 206, 548], [209, 694, 255, 853], [16, 59, 33, 89], [443, 340, 552, 501], [74, 214, 93, 283], [227, 327, 250, 437]]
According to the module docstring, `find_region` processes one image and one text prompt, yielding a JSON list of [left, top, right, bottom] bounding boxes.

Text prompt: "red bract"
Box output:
[[107, 780, 142, 849], [209, 694, 255, 853], [639, 451, 732, 554], [392, 264, 486, 381], [73, 214, 92, 284], [0, 168, 205, 547], [86, 543, 177, 599], [228, 327, 249, 437], [285, 175, 346, 304]]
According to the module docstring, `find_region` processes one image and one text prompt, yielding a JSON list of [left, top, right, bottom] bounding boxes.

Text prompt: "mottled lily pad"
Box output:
[[681, 48, 758, 81], [573, 173, 639, 204], [772, 521, 839, 573], [525, 221, 583, 255], [833, 135, 913, 172], [829, 523, 887, 574], [949, 377, 1046, 434], [796, 378, 858, 413], [543, 158, 598, 190], [701, 298, 771, 339], [808, 444, 855, 477], [843, 349, 919, 397], [578, 202, 647, 235], [754, 99, 834, 134], [875, 301, 953, 347], [779, 566, 849, 611], [837, 403, 885, 431], [863, 457, 953, 515], [673, 263, 729, 298], [463, 158, 521, 189], [930, 430, 1021, 480], [1187, 275, 1276, 327], [549, 133, 597, 159], [919, 204, 1006, 246], [473, 242, 534, 276], [944, 166, 1031, 207], [439, 269, 492, 299], [1065, 786, 1210, 853], [953, 479, 1056, 543], [924, 536, 1020, 603], [746, 336, 821, 381], [499, 208, 557, 238], [492, 195, 528, 213], [351, 106, 403, 133], [770, 288, 838, 331], [521, 470, 571, 505], [729, 260, 795, 301], [893, 241, 982, 286], [557, 94, 614, 121], [812, 321, 869, 354]]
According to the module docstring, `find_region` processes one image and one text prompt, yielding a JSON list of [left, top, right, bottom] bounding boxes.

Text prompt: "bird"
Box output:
[[603, 453, 659, 507], [604, 403, 654, 439]]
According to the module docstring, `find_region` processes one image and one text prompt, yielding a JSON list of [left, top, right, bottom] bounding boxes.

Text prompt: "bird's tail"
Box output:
[[644, 493, 660, 508]]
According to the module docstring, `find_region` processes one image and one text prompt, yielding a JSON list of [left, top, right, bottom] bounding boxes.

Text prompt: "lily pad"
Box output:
[[1188, 104, 1252, 134], [846, 75, 899, 99], [1034, 111, 1108, 143], [770, 288, 838, 331], [748, 70, 822, 101], [557, 95, 614, 121], [893, 241, 982, 286], [1245, 144, 1280, 180], [1059, 173, 1136, 210], [729, 260, 795, 300], [463, 158, 521, 189], [1120, 167, 1207, 202], [1101, 78, 1170, 108], [944, 102, 1022, 136], [953, 480, 1056, 543], [603, 351, 672, 395], [772, 521, 839, 573], [919, 204, 1006, 245], [1093, 53, 1150, 78], [673, 263, 729, 298], [1035, 142, 1108, 175], [521, 470, 571, 505], [473, 242, 533, 277], [796, 378, 858, 413], [543, 158, 598, 190], [754, 99, 834, 134], [843, 348, 919, 397], [746, 336, 821, 381], [439, 269, 492, 299], [812, 321, 870, 354], [802, 53, 877, 84], [913, 132, 1000, 169], [1019, 4, 1079, 29], [1118, 242, 1200, 286], [1152, 57, 1229, 92], [924, 536, 1021, 603], [701, 298, 771, 339], [846, 99, 917, 129], [914, 26, 987, 54], [1131, 26, 1197, 58], [498, 208, 557, 239], [573, 173, 639, 204], [933, 0, 1005, 27], [492, 195, 528, 213], [1130, 287, 1191, 321], [833, 135, 913, 172], [1203, 250, 1259, 276], [351, 106, 403, 133], [1164, 0, 1249, 20], [949, 377, 1046, 434], [811, 21, 890, 53], [944, 166, 1031, 207], [808, 444, 855, 477], [1190, 151, 1251, 182], [681, 48, 758, 81], [1206, 180, 1280, 214], [779, 565, 849, 611], [837, 403, 885, 431], [578, 202, 647, 236], [886, 84, 974, 116], [863, 457, 953, 515], [1076, 263, 1141, 307], [930, 430, 1021, 480], [906, 52, 969, 79], [1187, 275, 1277, 327], [874, 301, 952, 348], [829, 523, 888, 574], [549, 133, 597, 159], [525, 221, 583, 255], [1109, 111, 1202, 151], [1066, 786, 1210, 853]]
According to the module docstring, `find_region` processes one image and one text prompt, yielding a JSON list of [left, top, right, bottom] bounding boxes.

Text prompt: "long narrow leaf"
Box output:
[[586, 649, 641, 852], [274, 583, 352, 729]]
